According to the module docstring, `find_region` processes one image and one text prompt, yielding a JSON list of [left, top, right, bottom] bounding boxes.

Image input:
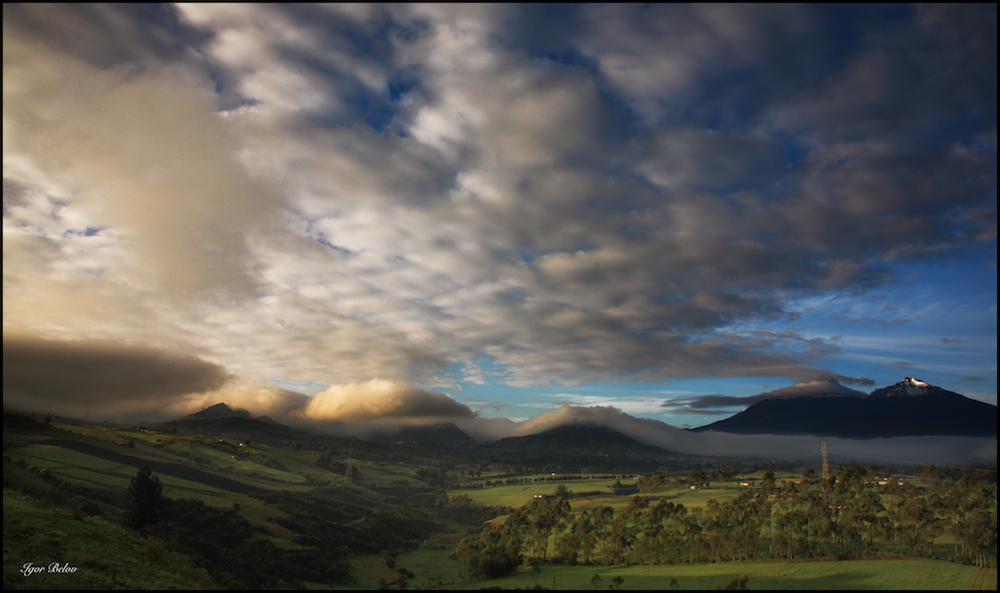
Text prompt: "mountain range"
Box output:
[[691, 377, 997, 438], [478, 424, 673, 461], [153, 404, 680, 462], [151, 403, 321, 445], [152, 376, 995, 452]]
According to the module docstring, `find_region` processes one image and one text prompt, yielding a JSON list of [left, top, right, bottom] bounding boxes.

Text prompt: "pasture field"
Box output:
[[393, 535, 468, 589], [392, 550, 998, 590], [447, 477, 740, 511]]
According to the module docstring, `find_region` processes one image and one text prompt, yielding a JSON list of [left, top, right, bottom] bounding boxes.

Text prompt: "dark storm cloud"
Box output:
[[2, 334, 231, 410]]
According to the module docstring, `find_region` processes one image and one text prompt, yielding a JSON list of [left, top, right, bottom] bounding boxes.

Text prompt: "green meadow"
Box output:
[[3, 490, 215, 590], [394, 556, 996, 590], [447, 478, 741, 512]]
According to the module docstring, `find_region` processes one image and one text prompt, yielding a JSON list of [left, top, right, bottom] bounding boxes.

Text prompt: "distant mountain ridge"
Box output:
[[369, 422, 474, 442], [160, 404, 475, 444], [181, 403, 252, 420], [479, 423, 674, 461], [691, 377, 997, 438], [153, 403, 316, 444]]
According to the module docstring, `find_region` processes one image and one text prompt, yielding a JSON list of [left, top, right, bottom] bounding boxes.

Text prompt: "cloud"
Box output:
[[302, 379, 474, 421], [3, 5, 995, 404], [502, 404, 996, 466], [2, 4, 210, 69], [3, 335, 992, 465], [664, 375, 869, 414], [3, 16, 280, 300], [671, 409, 733, 416], [2, 334, 231, 417], [180, 383, 313, 421], [572, 4, 819, 125], [537, 393, 672, 417]]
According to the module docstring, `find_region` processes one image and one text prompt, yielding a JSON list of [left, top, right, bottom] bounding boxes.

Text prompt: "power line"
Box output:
[[775, 450, 821, 460], [824, 450, 986, 471]]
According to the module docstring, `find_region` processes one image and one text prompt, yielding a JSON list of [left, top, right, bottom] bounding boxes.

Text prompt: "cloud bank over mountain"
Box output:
[[664, 374, 872, 416], [5, 334, 992, 465]]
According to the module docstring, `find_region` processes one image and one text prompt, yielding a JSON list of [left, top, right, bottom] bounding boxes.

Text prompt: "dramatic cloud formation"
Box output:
[[303, 379, 474, 421], [2, 334, 230, 418], [3, 4, 996, 440]]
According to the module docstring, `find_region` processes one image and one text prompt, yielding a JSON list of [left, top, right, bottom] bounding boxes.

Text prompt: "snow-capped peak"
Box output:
[[868, 376, 935, 398]]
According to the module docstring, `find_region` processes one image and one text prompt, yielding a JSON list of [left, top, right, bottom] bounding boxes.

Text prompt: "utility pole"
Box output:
[[821, 440, 830, 479]]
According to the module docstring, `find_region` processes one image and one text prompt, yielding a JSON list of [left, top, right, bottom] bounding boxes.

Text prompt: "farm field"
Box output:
[[461, 559, 997, 590], [392, 548, 998, 590], [448, 478, 742, 512]]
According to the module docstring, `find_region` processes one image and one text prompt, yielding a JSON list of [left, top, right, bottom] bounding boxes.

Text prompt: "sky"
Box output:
[[3, 4, 997, 462]]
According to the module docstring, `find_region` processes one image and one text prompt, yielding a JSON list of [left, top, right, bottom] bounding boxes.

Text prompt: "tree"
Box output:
[[762, 469, 776, 492], [127, 465, 165, 531], [455, 525, 522, 580], [725, 573, 749, 590], [554, 484, 571, 499]]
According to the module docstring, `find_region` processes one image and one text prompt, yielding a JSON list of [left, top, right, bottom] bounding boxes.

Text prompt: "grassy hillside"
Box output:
[[3, 489, 215, 590], [2, 414, 495, 589], [4, 412, 996, 590]]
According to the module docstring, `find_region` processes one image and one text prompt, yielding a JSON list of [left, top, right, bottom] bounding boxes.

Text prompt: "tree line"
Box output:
[[456, 467, 997, 579]]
